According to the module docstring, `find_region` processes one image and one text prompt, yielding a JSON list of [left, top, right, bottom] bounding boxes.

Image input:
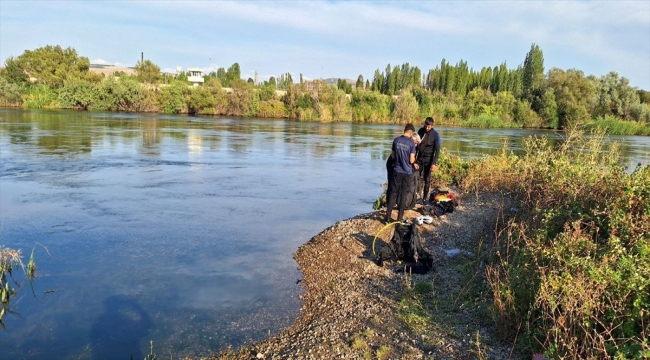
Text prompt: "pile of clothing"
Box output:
[[428, 190, 458, 217]]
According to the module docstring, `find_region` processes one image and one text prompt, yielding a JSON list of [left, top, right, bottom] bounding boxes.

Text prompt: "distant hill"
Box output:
[[324, 77, 355, 86], [89, 64, 136, 77]]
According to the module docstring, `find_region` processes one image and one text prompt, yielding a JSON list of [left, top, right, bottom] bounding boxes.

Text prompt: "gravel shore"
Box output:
[[216, 191, 518, 359]]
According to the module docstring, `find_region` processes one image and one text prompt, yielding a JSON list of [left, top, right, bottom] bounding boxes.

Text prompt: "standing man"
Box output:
[[385, 123, 419, 223], [416, 117, 441, 203]]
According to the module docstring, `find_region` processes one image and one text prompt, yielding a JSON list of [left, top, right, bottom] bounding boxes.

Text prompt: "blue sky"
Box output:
[[1, 0, 649, 89]]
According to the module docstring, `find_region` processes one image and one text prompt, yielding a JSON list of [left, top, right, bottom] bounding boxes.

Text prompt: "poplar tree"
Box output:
[[226, 63, 241, 86], [523, 43, 545, 100], [356, 75, 364, 89]]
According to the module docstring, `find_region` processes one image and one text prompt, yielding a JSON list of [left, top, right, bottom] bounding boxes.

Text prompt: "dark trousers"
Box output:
[[385, 157, 394, 202], [385, 172, 413, 222], [420, 162, 432, 201]]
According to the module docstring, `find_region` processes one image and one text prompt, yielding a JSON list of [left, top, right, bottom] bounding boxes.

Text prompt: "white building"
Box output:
[[187, 68, 204, 86]]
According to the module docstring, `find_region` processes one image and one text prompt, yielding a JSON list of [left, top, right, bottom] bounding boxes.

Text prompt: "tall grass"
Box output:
[[0, 247, 23, 328], [434, 129, 650, 358], [0, 243, 46, 329], [583, 115, 650, 136]]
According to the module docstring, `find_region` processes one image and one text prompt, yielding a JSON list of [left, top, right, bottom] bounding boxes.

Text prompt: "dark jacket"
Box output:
[[416, 127, 441, 166]]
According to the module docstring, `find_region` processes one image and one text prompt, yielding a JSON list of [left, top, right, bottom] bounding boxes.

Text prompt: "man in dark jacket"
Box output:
[[385, 123, 418, 223], [416, 117, 441, 203]]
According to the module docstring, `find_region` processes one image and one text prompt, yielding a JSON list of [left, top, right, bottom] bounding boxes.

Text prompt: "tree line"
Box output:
[[1, 44, 649, 135]]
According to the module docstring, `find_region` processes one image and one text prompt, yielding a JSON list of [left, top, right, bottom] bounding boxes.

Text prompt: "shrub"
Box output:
[[461, 130, 650, 358], [188, 86, 216, 115], [157, 81, 189, 114], [22, 85, 58, 109]]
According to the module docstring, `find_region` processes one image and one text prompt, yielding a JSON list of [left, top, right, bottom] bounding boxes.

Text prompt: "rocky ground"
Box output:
[[215, 190, 519, 359]]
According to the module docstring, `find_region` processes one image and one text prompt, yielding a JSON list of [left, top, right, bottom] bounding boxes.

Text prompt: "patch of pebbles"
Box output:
[[212, 191, 518, 359]]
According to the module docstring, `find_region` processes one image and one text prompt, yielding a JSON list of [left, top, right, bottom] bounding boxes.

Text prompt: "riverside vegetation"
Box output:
[[1, 44, 649, 135], [0, 243, 45, 329], [432, 130, 650, 358]]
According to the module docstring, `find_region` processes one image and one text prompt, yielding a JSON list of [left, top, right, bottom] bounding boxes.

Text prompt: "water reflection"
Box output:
[[91, 295, 152, 360]]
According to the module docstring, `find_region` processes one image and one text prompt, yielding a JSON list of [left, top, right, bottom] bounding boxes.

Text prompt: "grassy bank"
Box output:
[[430, 130, 650, 358], [583, 115, 650, 136]]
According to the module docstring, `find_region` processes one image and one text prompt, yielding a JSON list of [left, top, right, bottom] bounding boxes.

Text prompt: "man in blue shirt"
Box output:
[[385, 123, 418, 223]]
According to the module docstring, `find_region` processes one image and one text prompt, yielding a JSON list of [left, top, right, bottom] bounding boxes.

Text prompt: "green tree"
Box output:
[[15, 45, 93, 88], [522, 43, 545, 101], [259, 83, 276, 101], [356, 74, 364, 89], [225, 63, 241, 87], [337, 79, 352, 94], [135, 59, 161, 84], [371, 69, 383, 92], [278, 72, 293, 90], [547, 68, 596, 128], [1, 56, 28, 85], [594, 72, 642, 120], [393, 88, 419, 122], [538, 88, 559, 128], [216, 67, 227, 86]]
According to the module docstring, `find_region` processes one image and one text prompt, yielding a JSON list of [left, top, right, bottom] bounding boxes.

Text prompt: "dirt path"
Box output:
[[216, 191, 518, 359]]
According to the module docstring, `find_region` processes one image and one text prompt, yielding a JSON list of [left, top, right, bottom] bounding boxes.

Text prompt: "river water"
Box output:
[[1, 109, 648, 359]]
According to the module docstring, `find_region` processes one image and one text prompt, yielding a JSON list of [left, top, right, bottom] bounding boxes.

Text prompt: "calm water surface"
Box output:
[[0, 109, 648, 359]]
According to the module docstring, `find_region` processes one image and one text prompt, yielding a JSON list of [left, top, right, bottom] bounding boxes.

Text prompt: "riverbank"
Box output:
[[211, 190, 518, 359]]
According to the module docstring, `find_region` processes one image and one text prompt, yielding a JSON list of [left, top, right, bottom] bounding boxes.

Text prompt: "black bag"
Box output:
[[429, 190, 457, 217], [376, 223, 433, 274]]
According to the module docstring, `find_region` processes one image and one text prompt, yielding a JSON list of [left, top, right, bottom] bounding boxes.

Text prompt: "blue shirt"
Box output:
[[392, 135, 416, 175]]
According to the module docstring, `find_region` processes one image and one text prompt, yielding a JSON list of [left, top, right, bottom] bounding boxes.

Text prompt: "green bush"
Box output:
[[157, 81, 189, 114], [58, 78, 95, 110], [188, 86, 216, 115], [457, 130, 650, 358], [22, 85, 58, 109], [0, 76, 23, 106]]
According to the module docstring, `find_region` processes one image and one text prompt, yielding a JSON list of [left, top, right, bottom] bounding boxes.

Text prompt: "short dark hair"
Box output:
[[424, 117, 434, 126], [404, 123, 415, 132]]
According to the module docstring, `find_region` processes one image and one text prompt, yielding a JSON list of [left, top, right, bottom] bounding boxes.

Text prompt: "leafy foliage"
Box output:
[[2, 44, 648, 134], [15, 45, 96, 88], [135, 59, 161, 84], [439, 130, 650, 358]]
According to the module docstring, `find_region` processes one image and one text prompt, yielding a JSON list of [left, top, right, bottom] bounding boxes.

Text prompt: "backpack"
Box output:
[[375, 223, 433, 274]]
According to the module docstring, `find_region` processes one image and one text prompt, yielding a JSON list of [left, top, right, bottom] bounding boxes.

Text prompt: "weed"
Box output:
[[1, 247, 23, 328], [376, 345, 392, 360], [144, 340, 157, 360], [413, 281, 433, 295]]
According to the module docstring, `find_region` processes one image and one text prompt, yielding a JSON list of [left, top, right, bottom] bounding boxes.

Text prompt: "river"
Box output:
[[0, 109, 648, 359]]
